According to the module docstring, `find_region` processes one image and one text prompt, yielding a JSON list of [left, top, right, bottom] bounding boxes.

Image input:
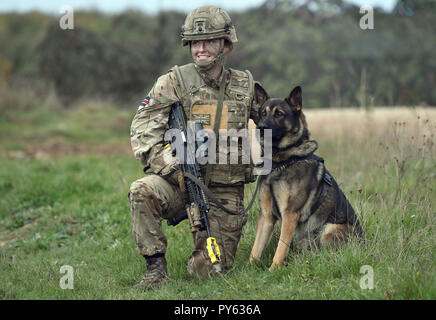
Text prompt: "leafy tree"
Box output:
[[1, 0, 435, 107]]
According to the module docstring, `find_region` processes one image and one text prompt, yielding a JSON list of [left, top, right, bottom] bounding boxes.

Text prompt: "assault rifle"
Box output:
[[165, 101, 222, 273]]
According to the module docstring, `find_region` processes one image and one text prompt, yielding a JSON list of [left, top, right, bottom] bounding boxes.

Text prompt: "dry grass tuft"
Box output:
[[305, 107, 436, 142]]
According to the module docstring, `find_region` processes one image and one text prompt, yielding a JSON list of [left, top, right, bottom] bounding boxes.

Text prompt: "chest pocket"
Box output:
[[227, 103, 247, 130], [191, 100, 247, 130], [190, 99, 252, 185]]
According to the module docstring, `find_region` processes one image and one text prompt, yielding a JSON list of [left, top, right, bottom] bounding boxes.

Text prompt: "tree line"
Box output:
[[0, 0, 434, 108]]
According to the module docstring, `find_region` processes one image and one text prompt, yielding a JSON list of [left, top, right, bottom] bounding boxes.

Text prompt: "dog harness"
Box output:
[[267, 153, 361, 227], [264, 154, 338, 221]]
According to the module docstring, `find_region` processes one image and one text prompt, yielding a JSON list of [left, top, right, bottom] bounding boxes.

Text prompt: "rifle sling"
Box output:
[[204, 70, 227, 187]]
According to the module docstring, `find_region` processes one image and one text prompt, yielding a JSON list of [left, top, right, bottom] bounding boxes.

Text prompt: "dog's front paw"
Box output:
[[268, 261, 284, 271], [249, 254, 259, 265]]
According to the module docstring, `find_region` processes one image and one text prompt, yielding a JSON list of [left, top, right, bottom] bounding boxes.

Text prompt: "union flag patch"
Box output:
[[140, 96, 150, 107]]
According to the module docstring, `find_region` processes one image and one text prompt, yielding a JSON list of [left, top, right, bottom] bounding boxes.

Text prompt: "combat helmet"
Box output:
[[180, 5, 238, 46], [181, 6, 237, 72]]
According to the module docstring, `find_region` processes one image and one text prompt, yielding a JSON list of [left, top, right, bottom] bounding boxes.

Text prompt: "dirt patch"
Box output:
[[3, 139, 132, 160], [0, 219, 39, 247]]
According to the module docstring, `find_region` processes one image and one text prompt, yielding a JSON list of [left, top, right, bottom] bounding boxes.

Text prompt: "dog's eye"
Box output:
[[261, 110, 267, 117], [274, 111, 283, 118]]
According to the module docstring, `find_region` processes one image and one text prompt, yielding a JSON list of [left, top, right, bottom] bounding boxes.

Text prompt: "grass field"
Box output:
[[0, 101, 435, 300]]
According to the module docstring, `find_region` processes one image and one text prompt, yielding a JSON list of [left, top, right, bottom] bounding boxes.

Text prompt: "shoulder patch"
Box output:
[[139, 96, 151, 107]]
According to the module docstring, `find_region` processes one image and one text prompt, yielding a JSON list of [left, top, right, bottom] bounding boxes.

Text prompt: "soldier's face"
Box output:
[[190, 39, 232, 64], [191, 39, 221, 63]]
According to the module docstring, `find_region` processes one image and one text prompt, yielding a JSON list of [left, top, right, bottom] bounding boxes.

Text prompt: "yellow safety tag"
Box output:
[[206, 237, 221, 264], [163, 143, 170, 149]]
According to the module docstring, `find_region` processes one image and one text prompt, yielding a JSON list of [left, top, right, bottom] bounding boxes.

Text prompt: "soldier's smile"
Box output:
[[191, 39, 220, 63], [196, 54, 212, 62]]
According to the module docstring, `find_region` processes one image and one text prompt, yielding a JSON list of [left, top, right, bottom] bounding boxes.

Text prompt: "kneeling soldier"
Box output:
[[128, 5, 266, 290]]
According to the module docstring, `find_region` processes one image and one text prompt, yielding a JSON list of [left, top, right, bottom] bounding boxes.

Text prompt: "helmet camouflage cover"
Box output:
[[181, 5, 238, 46]]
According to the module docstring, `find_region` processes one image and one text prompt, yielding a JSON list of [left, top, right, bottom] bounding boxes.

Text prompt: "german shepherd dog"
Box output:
[[249, 85, 364, 270]]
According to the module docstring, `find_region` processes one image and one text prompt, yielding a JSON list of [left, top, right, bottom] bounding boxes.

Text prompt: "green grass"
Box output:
[[0, 99, 131, 151], [0, 103, 435, 299]]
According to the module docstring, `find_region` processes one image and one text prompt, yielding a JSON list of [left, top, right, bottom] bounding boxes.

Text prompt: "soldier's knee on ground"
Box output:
[[186, 231, 222, 278], [187, 248, 217, 278], [185, 188, 247, 278]]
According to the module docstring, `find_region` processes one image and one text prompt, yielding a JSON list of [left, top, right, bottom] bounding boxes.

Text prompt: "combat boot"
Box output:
[[134, 253, 168, 290]]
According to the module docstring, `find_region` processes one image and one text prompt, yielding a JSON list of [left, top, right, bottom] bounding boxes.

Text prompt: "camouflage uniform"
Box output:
[[128, 5, 263, 280]]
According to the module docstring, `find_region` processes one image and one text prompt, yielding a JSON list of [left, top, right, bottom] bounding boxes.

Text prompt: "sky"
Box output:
[[0, 0, 397, 14]]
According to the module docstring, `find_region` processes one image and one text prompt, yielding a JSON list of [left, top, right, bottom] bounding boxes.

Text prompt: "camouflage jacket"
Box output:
[[130, 63, 262, 185]]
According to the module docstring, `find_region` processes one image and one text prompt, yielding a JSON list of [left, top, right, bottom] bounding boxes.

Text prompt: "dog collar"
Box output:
[[270, 153, 325, 172]]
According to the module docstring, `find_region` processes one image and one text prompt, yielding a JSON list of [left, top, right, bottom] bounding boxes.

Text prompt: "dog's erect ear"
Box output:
[[285, 86, 302, 112], [254, 83, 269, 106]]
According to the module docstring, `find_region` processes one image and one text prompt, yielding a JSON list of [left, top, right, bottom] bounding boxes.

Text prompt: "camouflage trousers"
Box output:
[[128, 173, 247, 278]]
